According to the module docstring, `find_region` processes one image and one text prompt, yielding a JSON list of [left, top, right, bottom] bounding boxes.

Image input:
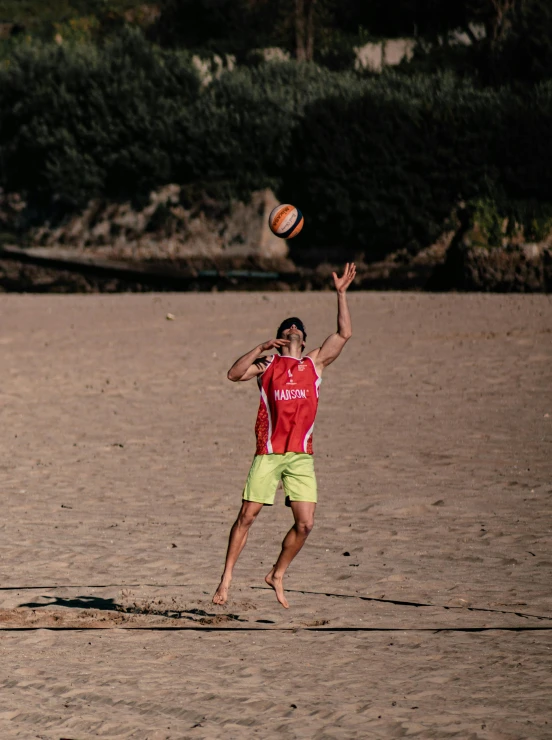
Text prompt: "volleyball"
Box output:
[[268, 204, 304, 239]]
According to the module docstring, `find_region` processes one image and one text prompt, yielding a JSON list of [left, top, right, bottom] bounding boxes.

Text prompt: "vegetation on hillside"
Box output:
[[0, 1, 551, 261]]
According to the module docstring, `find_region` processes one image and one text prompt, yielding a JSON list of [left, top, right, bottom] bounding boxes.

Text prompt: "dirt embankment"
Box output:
[[1, 187, 551, 291]]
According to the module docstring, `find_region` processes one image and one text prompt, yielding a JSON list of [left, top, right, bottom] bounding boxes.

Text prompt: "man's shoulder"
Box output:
[[305, 349, 323, 375]]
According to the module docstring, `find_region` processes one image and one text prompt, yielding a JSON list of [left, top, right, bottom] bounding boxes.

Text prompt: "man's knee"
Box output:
[[296, 518, 314, 537], [238, 513, 257, 528], [237, 504, 261, 528]]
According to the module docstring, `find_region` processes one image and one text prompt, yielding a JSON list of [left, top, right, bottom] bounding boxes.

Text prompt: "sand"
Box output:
[[0, 291, 551, 739]]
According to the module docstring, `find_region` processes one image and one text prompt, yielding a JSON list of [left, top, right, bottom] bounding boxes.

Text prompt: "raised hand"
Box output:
[[260, 338, 290, 352], [332, 262, 356, 293]]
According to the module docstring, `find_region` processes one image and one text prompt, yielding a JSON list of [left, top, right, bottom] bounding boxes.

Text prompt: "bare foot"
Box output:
[[265, 567, 289, 609], [212, 579, 230, 605]]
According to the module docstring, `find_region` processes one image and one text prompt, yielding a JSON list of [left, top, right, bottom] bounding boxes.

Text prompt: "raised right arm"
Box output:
[[227, 339, 290, 382]]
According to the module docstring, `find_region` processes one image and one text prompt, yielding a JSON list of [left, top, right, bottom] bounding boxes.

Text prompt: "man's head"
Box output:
[[276, 317, 307, 352]]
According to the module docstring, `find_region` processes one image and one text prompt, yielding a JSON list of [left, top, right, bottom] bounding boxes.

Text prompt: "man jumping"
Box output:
[[213, 263, 356, 608]]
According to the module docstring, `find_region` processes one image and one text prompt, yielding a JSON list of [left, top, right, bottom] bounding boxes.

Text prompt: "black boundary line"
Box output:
[[2, 584, 551, 623], [0, 626, 551, 633], [251, 587, 552, 622]]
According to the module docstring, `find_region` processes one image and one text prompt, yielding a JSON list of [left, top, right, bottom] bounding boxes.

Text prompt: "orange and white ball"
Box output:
[[268, 204, 304, 239]]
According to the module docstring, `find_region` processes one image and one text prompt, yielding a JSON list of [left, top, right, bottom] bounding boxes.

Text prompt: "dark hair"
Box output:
[[276, 316, 307, 341]]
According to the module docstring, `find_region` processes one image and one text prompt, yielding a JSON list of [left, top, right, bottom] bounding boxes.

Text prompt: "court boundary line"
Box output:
[[252, 586, 552, 622], [2, 583, 551, 623]]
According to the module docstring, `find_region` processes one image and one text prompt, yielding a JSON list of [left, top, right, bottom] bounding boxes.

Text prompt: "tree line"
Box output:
[[1, 32, 551, 261], [2, 0, 552, 83]]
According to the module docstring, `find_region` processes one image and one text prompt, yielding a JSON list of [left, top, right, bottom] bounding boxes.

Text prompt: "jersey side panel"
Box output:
[[254, 356, 276, 455]]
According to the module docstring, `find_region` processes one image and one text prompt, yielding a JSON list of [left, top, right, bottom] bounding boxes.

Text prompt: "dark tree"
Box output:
[[150, 0, 348, 62]]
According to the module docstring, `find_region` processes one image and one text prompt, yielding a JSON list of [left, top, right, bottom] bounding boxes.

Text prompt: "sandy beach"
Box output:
[[0, 291, 551, 739]]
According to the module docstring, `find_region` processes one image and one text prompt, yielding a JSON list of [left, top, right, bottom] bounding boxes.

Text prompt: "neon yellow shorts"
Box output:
[[242, 453, 317, 507]]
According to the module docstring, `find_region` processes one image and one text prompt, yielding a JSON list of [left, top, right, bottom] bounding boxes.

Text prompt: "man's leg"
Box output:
[[265, 501, 315, 609], [213, 500, 263, 605]]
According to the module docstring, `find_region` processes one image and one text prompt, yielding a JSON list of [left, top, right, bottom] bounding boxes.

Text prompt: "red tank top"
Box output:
[[255, 354, 321, 455]]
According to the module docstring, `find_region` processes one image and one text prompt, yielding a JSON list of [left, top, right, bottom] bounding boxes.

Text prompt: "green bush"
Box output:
[[0, 30, 200, 219], [184, 62, 367, 198], [0, 39, 551, 262], [284, 73, 552, 260]]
